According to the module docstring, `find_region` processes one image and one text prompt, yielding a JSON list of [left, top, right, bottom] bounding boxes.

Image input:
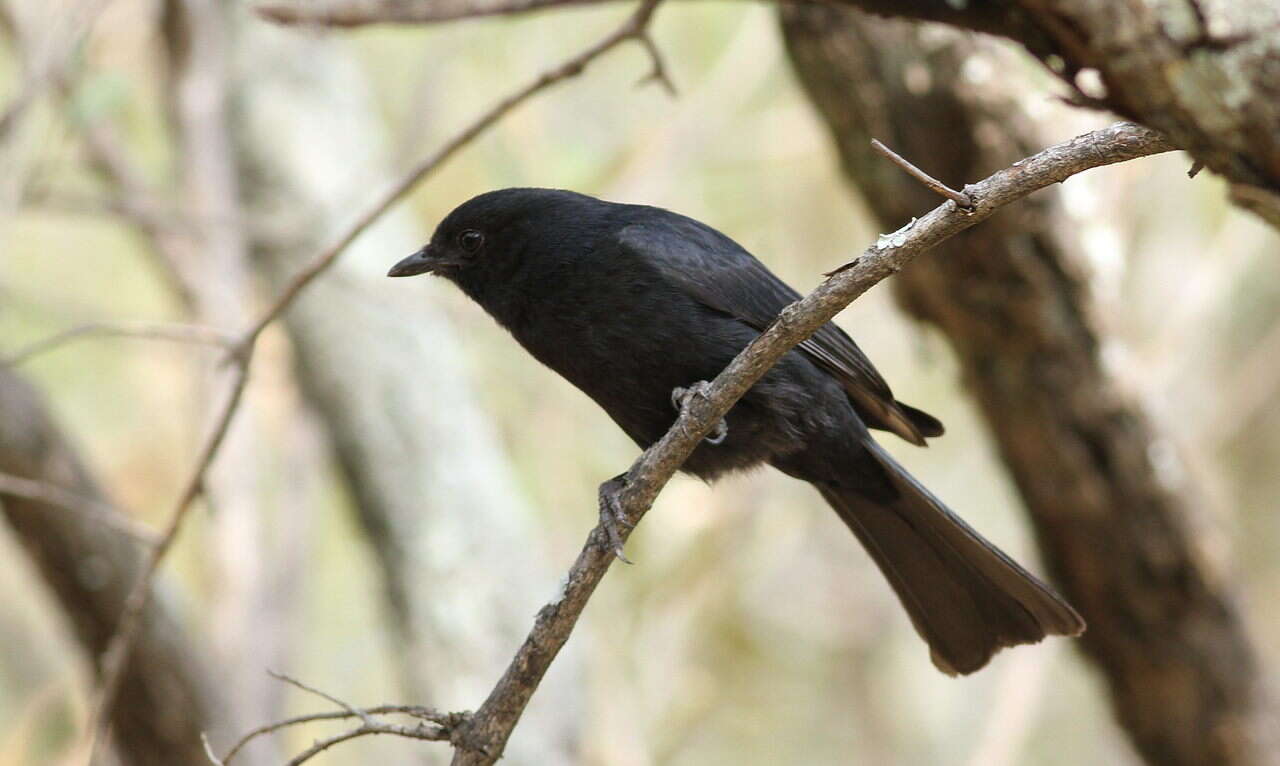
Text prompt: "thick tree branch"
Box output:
[[780, 8, 1275, 763], [445, 122, 1173, 765]]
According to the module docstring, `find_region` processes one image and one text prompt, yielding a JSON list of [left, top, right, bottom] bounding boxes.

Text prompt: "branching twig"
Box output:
[[83, 0, 671, 758], [871, 138, 973, 208], [220, 704, 462, 764], [445, 122, 1174, 765], [215, 671, 466, 765], [3, 321, 236, 366]]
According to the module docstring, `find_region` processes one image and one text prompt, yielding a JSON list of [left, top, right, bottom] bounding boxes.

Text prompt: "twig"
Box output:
[[635, 32, 677, 95], [871, 138, 973, 209], [3, 321, 236, 366], [216, 671, 465, 765], [220, 704, 461, 764], [287, 719, 450, 766], [258, 0, 603, 27], [242, 0, 670, 347], [0, 472, 157, 545], [267, 670, 372, 725], [446, 122, 1174, 765], [83, 0, 671, 758]]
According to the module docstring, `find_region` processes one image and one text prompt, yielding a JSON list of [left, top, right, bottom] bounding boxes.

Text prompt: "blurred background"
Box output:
[[1, 1, 1277, 764]]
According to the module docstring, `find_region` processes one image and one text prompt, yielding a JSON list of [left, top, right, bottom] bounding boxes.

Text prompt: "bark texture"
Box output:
[[781, 7, 1275, 766], [813, 0, 1280, 226], [0, 367, 228, 766]]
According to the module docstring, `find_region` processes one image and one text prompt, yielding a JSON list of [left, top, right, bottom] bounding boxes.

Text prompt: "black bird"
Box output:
[[389, 188, 1084, 675]]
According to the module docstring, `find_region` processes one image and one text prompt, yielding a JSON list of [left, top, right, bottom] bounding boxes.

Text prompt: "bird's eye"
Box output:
[[457, 229, 484, 253]]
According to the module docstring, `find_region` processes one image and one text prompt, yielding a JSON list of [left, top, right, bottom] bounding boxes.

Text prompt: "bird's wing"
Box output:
[[616, 216, 941, 445]]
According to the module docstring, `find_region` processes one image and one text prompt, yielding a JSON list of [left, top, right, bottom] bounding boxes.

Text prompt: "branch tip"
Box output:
[[871, 138, 973, 209]]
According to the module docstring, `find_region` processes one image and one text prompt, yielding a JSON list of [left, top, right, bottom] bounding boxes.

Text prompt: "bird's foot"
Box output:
[[671, 381, 727, 444], [597, 473, 634, 564]]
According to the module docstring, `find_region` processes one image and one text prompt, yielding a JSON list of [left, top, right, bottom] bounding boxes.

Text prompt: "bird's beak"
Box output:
[[388, 245, 446, 277]]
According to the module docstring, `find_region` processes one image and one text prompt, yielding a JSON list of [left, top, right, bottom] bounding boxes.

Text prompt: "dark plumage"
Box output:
[[389, 187, 1084, 675]]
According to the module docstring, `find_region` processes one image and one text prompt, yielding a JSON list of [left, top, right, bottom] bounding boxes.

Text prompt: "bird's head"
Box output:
[[388, 187, 598, 288]]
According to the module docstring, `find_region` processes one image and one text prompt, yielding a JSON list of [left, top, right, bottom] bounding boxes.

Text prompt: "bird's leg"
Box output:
[[597, 473, 634, 564], [671, 381, 727, 445]]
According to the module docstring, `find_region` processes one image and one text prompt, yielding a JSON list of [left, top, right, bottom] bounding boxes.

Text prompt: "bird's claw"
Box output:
[[598, 474, 634, 564], [671, 381, 727, 445]]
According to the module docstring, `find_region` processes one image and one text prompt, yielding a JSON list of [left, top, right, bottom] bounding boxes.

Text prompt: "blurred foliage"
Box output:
[[1, 2, 1277, 764]]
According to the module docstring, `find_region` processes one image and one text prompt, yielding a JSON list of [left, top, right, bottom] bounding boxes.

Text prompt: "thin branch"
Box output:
[[242, 0, 670, 347], [447, 122, 1174, 765], [0, 472, 157, 545], [3, 321, 236, 366], [871, 138, 973, 209], [220, 704, 461, 764], [257, 0, 603, 27], [217, 671, 465, 765], [286, 720, 450, 766], [267, 670, 373, 726], [635, 31, 677, 95]]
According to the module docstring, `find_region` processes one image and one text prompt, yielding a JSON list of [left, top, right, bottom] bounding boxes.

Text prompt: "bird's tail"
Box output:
[[819, 441, 1084, 675]]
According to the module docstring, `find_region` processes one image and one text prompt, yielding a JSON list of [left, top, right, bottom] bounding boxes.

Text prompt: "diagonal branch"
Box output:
[[446, 122, 1174, 765]]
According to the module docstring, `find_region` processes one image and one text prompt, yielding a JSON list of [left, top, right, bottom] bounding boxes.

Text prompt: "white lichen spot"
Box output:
[[549, 574, 571, 606], [876, 218, 917, 250], [945, 0, 967, 9]]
